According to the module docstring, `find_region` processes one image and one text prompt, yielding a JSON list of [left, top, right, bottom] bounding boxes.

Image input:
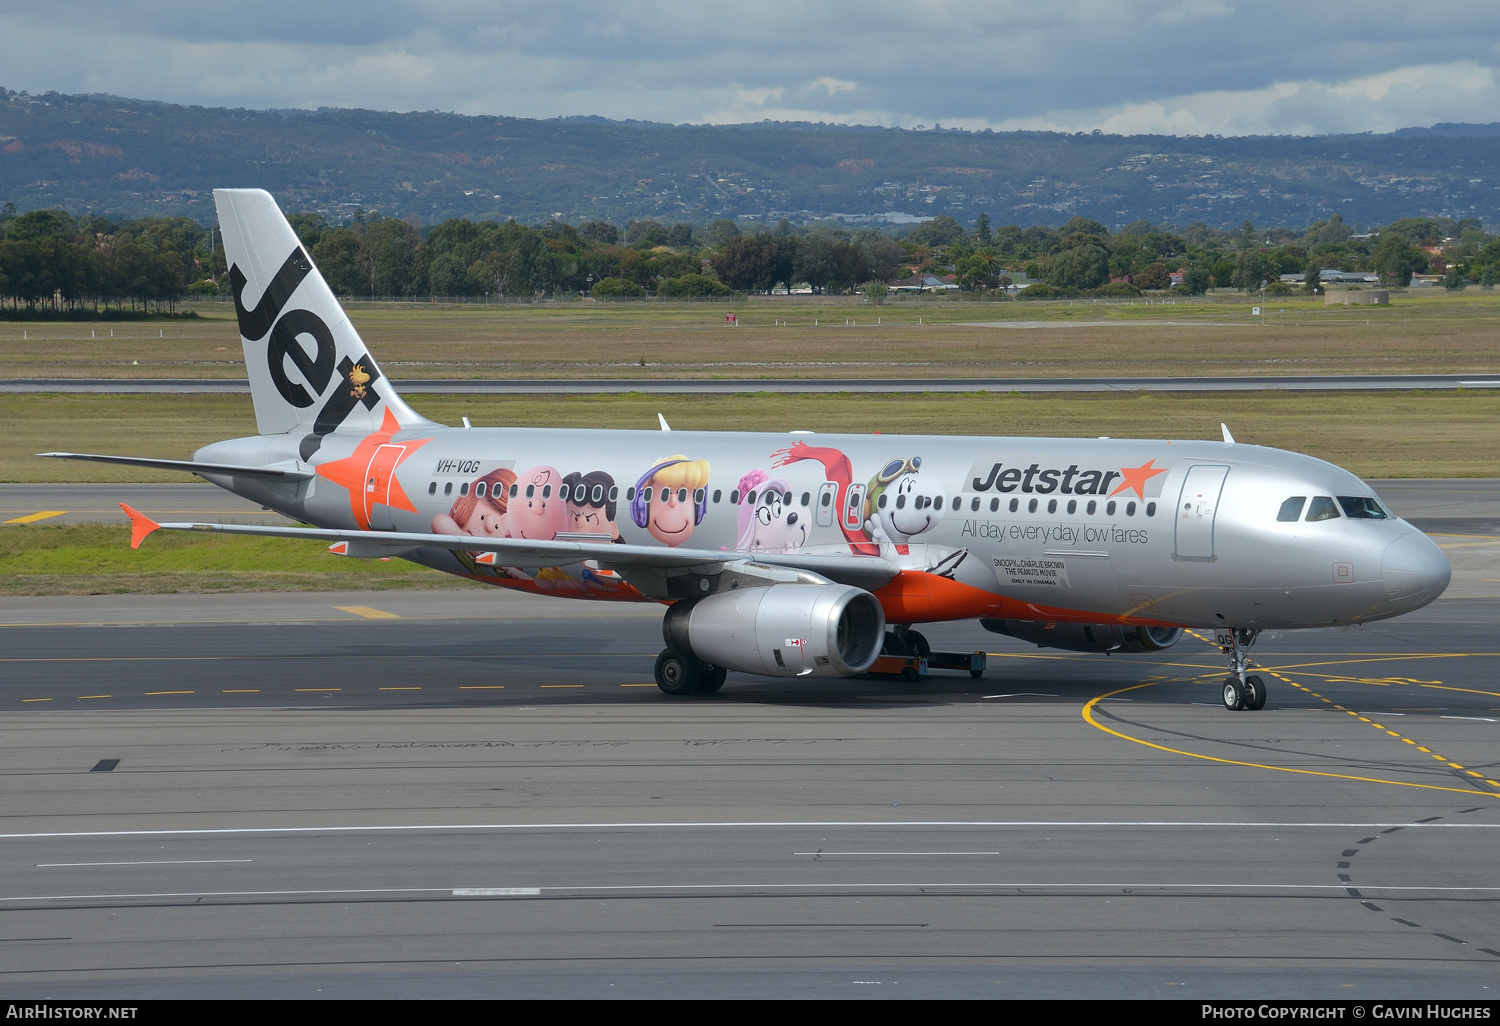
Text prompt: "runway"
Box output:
[[4, 373, 1500, 394], [1, 583, 1499, 997]]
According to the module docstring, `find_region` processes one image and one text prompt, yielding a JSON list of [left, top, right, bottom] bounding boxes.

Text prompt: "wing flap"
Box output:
[[123, 516, 899, 586]]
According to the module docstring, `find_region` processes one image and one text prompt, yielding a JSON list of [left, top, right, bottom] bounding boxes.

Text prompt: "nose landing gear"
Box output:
[[1216, 628, 1267, 711]]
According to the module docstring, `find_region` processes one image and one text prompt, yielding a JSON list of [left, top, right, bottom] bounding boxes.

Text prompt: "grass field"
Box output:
[[1, 289, 1498, 380], [4, 389, 1497, 482], [0, 524, 473, 595]]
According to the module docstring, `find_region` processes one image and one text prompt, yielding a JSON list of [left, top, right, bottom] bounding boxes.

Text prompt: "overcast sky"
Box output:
[[3, 1, 1499, 136]]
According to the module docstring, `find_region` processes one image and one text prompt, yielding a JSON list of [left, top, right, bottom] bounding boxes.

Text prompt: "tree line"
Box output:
[[3, 200, 1498, 315]]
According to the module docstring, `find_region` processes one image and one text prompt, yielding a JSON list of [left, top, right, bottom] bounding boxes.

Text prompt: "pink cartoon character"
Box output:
[[508, 466, 569, 541], [632, 454, 710, 547]]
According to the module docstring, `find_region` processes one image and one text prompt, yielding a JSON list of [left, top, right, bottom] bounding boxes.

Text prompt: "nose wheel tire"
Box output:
[[1242, 674, 1267, 711], [655, 649, 704, 696], [695, 665, 728, 694], [1222, 677, 1244, 711]]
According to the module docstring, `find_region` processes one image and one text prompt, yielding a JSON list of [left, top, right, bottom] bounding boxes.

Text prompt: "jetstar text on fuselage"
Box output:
[[967, 457, 1169, 498]]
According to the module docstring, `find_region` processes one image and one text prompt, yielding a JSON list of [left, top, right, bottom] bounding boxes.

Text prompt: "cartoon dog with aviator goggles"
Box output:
[[863, 455, 966, 576]]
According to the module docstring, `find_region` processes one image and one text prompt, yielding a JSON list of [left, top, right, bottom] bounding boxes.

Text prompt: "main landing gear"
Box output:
[[654, 649, 727, 696], [1217, 627, 1267, 711]]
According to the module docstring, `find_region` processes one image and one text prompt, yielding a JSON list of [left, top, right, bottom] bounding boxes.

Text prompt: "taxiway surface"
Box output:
[[1, 583, 1498, 998]]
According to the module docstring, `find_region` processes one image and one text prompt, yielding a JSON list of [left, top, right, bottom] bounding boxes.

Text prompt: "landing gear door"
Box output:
[[364, 444, 407, 530], [1174, 464, 1229, 561]]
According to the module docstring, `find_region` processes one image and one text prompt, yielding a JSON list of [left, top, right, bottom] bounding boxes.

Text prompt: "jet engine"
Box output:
[[979, 618, 1182, 654], [664, 584, 886, 678]]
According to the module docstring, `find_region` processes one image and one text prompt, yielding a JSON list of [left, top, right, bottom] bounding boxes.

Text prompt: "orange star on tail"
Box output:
[[1110, 458, 1168, 499], [313, 409, 432, 529]]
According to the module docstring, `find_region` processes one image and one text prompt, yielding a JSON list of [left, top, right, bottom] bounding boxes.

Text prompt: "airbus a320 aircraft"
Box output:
[[43, 190, 1452, 710]]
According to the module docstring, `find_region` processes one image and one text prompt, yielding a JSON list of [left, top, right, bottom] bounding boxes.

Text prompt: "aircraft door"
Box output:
[[815, 482, 838, 528], [1174, 464, 1229, 560], [364, 444, 407, 530], [842, 483, 866, 532]]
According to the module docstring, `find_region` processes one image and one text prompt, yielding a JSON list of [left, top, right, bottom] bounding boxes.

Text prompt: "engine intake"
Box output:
[[979, 618, 1182, 654], [665, 584, 886, 678]]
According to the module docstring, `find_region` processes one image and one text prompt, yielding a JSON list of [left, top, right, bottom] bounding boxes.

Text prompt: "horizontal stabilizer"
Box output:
[[118, 503, 161, 549], [39, 452, 313, 481]]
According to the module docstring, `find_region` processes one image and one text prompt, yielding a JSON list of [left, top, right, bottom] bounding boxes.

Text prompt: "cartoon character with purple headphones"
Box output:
[[632, 454, 711, 547]]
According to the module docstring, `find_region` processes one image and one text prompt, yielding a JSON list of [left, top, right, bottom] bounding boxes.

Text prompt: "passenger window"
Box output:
[[1126, 501, 1136, 516], [525, 484, 535, 498], [557, 484, 569, 501], [1106, 500, 1116, 515], [801, 491, 810, 506], [510, 484, 518, 498], [1086, 500, 1096, 515], [952, 496, 961, 511], [608, 487, 619, 502], [625, 486, 635, 501], [971, 497, 980, 512], [1066, 499, 1076, 515], [989, 498, 999, 512], [1306, 496, 1341, 522], [820, 491, 831, 507], [1338, 496, 1389, 520], [476, 482, 487, 498], [1009, 498, 1018, 513], [1277, 497, 1306, 522], [713, 489, 722, 504], [1027, 498, 1038, 513], [730, 489, 740, 505], [641, 487, 652, 503], [896, 494, 906, 509], [694, 488, 706, 505], [1046, 498, 1057, 513], [878, 493, 888, 509], [1146, 502, 1156, 517], [428, 481, 436, 495], [459, 482, 469, 496], [444, 482, 453, 496], [542, 485, 551, 499], [678, 488, 689, 503]]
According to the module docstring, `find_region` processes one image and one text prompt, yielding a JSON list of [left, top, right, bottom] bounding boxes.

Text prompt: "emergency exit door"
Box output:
[[363, 444, 407, 530], [1174, 465, 1229, 560]]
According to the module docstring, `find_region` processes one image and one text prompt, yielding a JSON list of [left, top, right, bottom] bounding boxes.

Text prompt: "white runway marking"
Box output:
[[35, 859, 251, 868], [1, 820, 1496, 841], [793, 851, 1002, 856], [8, 881, 1500, 905]]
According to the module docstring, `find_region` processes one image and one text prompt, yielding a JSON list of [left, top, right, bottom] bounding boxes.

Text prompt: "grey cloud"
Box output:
[[4, 1, 1500, 134]]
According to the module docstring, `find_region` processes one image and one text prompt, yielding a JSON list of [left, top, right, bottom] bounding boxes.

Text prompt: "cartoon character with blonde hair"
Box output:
[[632, 454, 710, 547]]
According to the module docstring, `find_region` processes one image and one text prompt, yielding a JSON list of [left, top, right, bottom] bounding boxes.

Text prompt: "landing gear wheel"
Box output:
[[881, 631, 905, 656], [905, 630, 932, 658], [1222, 677, 1245, 711], [655, 648, 703, 696], [695, 665, 727, 694], [1242, 675, 1267, 711]]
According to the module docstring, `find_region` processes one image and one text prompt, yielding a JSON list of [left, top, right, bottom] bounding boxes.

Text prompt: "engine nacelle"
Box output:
[[979, 618, 1182, 654], [665, 584, 886, 678]]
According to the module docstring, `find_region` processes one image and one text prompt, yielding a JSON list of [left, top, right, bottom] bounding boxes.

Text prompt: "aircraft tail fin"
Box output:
[[214, 188, 435, 458]]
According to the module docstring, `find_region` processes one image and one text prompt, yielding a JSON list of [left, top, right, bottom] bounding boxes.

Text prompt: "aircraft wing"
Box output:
[[39, 452, 315, 481], [118, 504, 899, 591]]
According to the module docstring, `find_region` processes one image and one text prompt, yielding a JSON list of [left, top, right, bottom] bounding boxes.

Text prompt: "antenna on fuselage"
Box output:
[[1221, 423, 1236, 445], [658, 413, 672, 432]]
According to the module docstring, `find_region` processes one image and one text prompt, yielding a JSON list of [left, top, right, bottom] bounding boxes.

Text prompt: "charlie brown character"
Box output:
[[632, 455, 710, 547], [509, 466, 568, 541]]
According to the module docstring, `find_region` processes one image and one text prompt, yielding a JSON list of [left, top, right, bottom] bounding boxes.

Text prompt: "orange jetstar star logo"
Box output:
[[1109, 458, 1168, 499], [314, 409, 432, 529]]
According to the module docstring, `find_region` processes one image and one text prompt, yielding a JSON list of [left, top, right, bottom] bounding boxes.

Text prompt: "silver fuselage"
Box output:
[[196, 425, 1451, 631]]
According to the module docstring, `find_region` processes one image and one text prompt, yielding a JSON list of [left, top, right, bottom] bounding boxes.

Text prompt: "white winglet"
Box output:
[[658, 413, 672, 432], [1222, 423, 1235, 445]]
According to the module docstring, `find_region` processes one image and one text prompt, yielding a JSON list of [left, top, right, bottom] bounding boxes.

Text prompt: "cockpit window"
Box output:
[[1337, 496, 1389, 520], [1277, 496, 1307, 522], [1305, 496, 1341, 522]]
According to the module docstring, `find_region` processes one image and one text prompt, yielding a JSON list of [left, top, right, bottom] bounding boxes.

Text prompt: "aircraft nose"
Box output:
[[1382, 531, 1451, 611]]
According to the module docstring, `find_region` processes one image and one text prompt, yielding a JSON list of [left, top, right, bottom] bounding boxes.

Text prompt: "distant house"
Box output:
[[888, 275, 959, 293]]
